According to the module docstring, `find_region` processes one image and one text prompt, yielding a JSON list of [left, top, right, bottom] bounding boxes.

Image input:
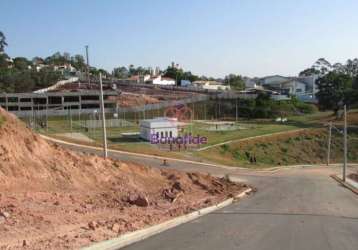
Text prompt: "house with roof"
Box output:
[[146, 75, 176, 85], [140, 117, 178, 141], [192, 80, 230, 90], [258, 75, 306, 96]]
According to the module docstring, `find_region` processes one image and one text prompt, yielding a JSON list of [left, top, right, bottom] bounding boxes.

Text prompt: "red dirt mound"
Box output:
[[0, 108, 246, 249]]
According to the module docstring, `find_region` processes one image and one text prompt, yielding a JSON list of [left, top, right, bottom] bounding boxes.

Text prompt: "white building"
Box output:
[[149, 75, 176, 85], [140, 117, 178, 141], [193, 80, 230, 90]]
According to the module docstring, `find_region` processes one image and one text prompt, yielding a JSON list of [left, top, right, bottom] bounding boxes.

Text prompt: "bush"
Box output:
[[232, 150, 241, 160], [295, 102, 318, 114], [220, 144, 230, 153]]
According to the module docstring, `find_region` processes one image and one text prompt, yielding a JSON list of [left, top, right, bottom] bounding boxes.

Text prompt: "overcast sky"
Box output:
[[1, 0, 358, 77]]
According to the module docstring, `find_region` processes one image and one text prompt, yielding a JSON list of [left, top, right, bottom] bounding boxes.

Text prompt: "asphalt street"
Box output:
[[55, 140, 358, 250]]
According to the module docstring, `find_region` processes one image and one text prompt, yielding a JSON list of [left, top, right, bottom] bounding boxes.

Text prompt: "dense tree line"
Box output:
[[301, 58, 358, 114], [0, 31, 94, 93]]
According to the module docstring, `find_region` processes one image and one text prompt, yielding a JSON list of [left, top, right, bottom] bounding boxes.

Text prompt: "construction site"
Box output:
[[0, 107, 247, 249]]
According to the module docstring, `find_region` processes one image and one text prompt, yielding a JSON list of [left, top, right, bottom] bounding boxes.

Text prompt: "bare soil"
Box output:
[[115, 92, 160, 107], [0, 108, 246, 250], [348, 172, 358, 182]]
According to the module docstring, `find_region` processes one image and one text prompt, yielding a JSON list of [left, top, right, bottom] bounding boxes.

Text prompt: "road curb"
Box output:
[[81, 188, 252, 250], [330, 175, 358, 195]]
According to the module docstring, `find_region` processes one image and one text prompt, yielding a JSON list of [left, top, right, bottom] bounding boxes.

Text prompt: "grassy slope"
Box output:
[[32, 110, 358, 167], [196, 128, 358, 168]]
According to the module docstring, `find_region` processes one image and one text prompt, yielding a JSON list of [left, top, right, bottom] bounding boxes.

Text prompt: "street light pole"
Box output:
[[235, 97, 238, 122], [343, 105, 347, 182], [99, 73, 108, 158]]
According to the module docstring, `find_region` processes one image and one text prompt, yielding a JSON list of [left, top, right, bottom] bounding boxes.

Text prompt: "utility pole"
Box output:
[[69, 105, 72, 136], [235, 97, 238, 122], [327, 121, 332, 166], [343, 105, 347, 182], [85, 45, 90, 85], [99, 73, 108, 158]]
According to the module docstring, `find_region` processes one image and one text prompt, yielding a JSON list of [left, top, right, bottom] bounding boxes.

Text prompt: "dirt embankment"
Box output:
[[115, 92, 160, 107], [348, 172, 358, 182], [0, 108, 246, 249]]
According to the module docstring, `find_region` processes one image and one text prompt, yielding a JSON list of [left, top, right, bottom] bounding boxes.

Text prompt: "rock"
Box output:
[[0, 211, 10, 218], [0, 216, 5, 224], [53, 201, 60, 206], [111, 223, 120, 233], [128, 194, 149, 207], [22, 240, 27, 247], [163, 189, 176, 201], [172, 181, 183, 191], [88, 221, 97, 230]]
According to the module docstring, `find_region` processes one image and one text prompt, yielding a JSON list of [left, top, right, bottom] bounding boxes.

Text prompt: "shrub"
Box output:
[[295, 102, 318, 114], [220, 144, 230, 153], [232, 150, 241, 160]]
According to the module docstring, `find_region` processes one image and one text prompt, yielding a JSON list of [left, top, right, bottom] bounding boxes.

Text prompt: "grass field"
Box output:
[[194, 110, 358, 168], [188, 121, 303, 147], [30, 109, 358, 168]]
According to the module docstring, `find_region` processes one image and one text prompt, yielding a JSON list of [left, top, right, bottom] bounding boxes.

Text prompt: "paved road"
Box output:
[[122, 168, 358, 250], [48, 138, 358, 250]]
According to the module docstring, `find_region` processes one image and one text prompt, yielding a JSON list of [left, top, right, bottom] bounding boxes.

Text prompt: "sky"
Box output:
[[1, 0, 358, 78]]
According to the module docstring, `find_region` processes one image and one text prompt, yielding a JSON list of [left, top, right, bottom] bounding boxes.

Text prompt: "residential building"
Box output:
[[259, 75, 306, 96], [146, 75, 176, 85], [180, 80, 191, 87], [193, 80, 230, 90]]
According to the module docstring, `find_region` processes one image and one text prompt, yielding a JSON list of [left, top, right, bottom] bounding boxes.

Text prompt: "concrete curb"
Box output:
[[81, 188, 252, 250], [330, 175, 358, 195]]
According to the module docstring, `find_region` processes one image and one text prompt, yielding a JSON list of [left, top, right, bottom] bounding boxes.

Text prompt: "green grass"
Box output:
[[32, 111, 357, 168], [187, 121, 304, 148], [195, 128, 358, 168]]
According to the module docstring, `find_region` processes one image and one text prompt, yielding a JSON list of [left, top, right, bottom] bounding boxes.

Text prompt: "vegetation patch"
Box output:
[[196, 128, 358, 168], [0, 114, 4, 127]]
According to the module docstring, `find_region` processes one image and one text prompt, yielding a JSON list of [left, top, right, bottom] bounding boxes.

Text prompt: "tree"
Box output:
[[163, 66, 183, 84], [353, 75, 358, 90], [344, 58, 358, 77], [0, 31, 8, 53], [316, 72, 352, 114], [0, 53, 10, 68], [163, 66, 198, 85], [113, 66, 129, 78], [299, 67, 320, 77], [225, 74, 245, 90], [71, 54, 86, 71], [13, 57, 31, 70]]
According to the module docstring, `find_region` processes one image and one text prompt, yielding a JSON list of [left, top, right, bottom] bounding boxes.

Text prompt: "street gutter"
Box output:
[[81, 188, 252, 250]]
